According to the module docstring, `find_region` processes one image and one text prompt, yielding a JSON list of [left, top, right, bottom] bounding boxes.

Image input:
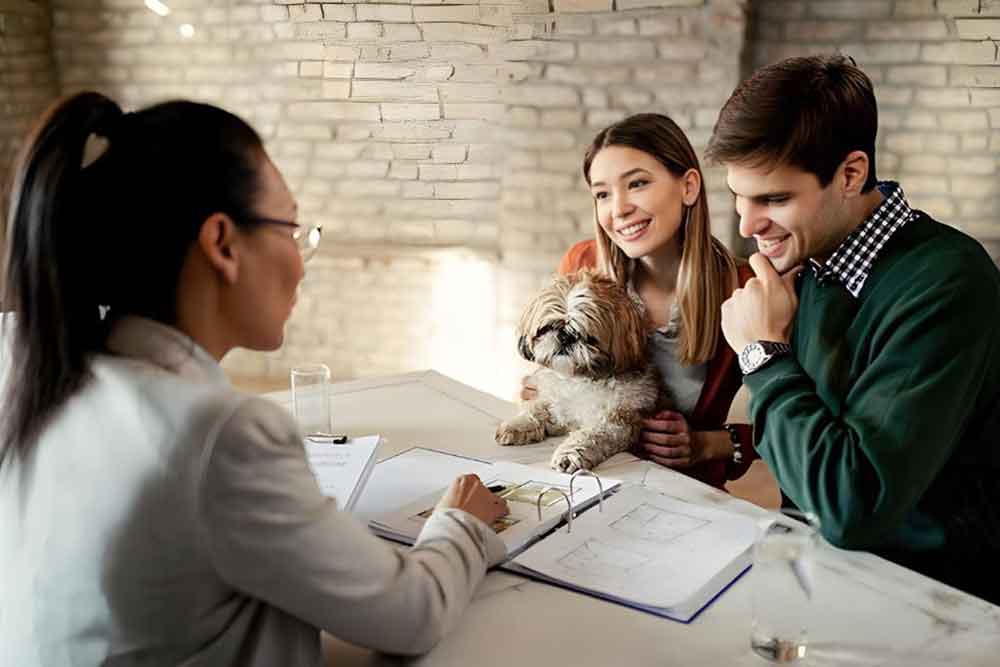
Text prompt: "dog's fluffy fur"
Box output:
[[496, 271, 665, 473]]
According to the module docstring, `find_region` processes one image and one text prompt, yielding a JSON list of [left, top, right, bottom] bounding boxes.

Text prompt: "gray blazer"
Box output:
[[0, 316, 505, 666]]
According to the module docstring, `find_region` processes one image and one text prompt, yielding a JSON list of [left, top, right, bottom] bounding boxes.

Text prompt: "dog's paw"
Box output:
[[550, 446, 594, 473], [495, 415, 545, 446]]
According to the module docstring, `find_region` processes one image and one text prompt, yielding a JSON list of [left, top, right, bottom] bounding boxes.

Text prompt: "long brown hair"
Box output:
[[582, 112, 737, 365], [0, 92, 265, 469]]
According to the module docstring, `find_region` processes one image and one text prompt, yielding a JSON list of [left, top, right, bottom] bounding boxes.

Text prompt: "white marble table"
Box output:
[[265, 370, 1000, 666]]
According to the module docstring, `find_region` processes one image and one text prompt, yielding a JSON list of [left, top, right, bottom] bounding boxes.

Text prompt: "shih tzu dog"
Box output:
[[496, 270, 664, 473]]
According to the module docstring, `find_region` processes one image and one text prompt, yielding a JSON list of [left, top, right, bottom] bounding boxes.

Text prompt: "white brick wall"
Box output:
[[751, 0, 1000, 263], [35, 0, 512, 390], [0, 1, 57, 213], [9, 0, 998, 394]]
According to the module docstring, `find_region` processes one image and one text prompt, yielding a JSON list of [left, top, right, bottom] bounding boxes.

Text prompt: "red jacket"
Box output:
[[558, 240, 757, 489]]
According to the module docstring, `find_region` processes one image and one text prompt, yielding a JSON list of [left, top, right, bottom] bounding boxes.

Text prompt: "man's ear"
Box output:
[[197, 213, 240, 285], [838, 150, 870, 199]]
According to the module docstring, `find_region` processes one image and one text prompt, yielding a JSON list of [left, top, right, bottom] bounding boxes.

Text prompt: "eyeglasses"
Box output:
[[242, 216, 323, 263]]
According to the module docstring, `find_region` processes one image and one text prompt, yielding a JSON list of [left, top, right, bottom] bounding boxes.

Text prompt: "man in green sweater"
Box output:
[[708, 54, 1000, 604]]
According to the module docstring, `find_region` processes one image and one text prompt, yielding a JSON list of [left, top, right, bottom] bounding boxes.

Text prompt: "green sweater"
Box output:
[[745, 212, 1000, 600]]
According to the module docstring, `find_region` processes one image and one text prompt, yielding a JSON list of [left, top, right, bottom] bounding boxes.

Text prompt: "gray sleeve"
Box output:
[[196, 397, 507, 656]]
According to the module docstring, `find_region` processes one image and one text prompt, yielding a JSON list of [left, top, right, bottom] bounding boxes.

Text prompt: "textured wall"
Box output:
[[41, 0, 746, 394], [0, 0, 57, 208], [750, 0, 1000, 262], [56, 0, 512, 250], [47, 0, 511, 389], [231, 244, 503, 392], [8, 0, 998, 396]]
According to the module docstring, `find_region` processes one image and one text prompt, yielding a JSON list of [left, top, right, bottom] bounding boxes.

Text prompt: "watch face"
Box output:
[[740, 342, 767, 374]]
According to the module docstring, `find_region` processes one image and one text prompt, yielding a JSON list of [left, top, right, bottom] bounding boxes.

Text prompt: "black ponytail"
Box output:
[[1, 92, 265, 468]]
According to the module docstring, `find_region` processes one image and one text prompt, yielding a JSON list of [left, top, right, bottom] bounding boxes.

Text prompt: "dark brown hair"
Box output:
[[705, 54, 878, 192], [583, 113, 737, 365], [0, 92, 265, 468]]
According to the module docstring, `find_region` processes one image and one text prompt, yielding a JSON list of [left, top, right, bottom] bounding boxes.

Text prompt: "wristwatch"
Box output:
[[738, 341, 791, 375]]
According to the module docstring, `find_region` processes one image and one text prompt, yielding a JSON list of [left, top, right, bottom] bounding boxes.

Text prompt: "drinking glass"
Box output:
[[750, 509, 820, 663], [290, 363, 332, 436]]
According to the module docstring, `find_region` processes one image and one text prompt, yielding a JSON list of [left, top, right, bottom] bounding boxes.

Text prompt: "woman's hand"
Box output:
[[637, 411, 730, 469], [519, 374, 538, 402], [436, 474, 509, 529]]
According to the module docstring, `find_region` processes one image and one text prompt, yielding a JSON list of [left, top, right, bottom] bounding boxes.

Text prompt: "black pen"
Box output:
[[307, 433, 348, 444]]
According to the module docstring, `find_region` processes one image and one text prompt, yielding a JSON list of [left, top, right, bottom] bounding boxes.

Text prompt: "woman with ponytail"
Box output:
[[523, 113, 760, 491], [0, 92, 509, 665]]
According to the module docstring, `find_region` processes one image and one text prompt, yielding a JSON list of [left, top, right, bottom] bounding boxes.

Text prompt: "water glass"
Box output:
[[290, 363, 332, 436], [750, 509, 820, 663]]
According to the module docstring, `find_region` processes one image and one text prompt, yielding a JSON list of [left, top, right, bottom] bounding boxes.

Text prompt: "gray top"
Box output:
[[0, 315, 505, 666], [645, 308, 708, 415], [626, 269, 708, 415]]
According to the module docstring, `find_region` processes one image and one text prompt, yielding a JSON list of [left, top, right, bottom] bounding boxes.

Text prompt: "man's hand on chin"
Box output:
[[722, 253, 803, 353]]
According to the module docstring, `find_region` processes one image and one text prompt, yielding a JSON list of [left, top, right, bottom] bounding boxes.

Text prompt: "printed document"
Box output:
[[304, 434, 381, 511], [510, 484, 756, 620]]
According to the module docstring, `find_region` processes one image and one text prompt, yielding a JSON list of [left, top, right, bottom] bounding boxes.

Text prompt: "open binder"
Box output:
[[359, 448, 621, 558], [503, 484, 755, 622], [357, 447, 756, 623]]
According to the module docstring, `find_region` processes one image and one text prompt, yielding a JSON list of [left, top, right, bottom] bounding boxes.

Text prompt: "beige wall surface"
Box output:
[[0, 0, 57, 211]]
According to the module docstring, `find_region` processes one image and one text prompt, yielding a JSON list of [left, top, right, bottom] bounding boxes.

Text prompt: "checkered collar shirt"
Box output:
[[810, 181, 917, 298]]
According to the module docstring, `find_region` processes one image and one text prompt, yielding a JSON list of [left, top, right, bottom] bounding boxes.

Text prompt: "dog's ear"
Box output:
[[585, 275, 646, 373], [518, 335, 534, 362]]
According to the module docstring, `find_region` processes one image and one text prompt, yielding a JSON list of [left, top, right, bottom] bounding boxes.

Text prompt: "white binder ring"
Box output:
[[536, 486, 573, 534], [569, 469, 604, 515]]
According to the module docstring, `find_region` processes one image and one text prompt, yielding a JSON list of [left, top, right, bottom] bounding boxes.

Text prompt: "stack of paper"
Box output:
[[304, 434, 381, 511]]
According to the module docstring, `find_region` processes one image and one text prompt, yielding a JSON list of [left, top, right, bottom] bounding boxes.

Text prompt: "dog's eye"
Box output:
[[534, 324, 554, 339]]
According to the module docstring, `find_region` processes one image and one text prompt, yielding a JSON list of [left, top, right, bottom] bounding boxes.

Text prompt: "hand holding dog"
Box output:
[[639, 411, 732, 469], [721, 253, 802, 353]]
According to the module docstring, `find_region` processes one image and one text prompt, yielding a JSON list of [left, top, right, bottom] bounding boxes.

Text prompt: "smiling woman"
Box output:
[[588, 146, 694, 273], [542, 113, 760, 491]]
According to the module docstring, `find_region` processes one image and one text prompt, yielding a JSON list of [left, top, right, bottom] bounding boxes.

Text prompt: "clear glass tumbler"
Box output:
[[750, 508, 820, 663], [290, 363, 332, 436]]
